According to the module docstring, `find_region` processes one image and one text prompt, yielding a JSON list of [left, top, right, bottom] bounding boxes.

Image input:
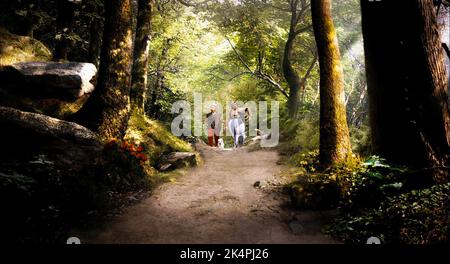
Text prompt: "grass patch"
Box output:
[[125, 111, 197, 168]]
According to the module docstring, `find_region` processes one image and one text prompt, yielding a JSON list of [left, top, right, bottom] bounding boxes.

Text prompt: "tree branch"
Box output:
[[176, 0, 211, 7], [225, 35, 289, 98], [301, 53, 318, 86]]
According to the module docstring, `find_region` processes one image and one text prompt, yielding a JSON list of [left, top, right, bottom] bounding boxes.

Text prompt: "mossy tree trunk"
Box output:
[[131, 0, 154, 114], [361, 0, 450, 182], [75, 0, 134, 140], [311, 0, 352, 167]]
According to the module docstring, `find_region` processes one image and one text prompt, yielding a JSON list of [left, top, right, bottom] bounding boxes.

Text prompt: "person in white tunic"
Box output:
[[228, 103, 249, 148]]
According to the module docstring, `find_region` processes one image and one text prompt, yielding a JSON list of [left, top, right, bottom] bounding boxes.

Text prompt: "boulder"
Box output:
[[0, 106, 149, 243], [0, 105, 99, 147], [0, 62, 97, 101], [159, 152, 197, 171], [0, 92, 89, 119]]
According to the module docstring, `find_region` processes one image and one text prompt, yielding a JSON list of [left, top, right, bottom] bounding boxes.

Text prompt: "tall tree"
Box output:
[[282, 0, 315, 118], [361, 0, 450, 182], [75, 0, 134, 140], [311, 0, 352, 167], [131, 0, 154, 113]]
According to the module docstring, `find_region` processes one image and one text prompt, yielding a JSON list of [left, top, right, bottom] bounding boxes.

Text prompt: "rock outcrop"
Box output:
[[159, 152, 197, 171], [0, 62, 97, 100], [0, 105, 99, 147]]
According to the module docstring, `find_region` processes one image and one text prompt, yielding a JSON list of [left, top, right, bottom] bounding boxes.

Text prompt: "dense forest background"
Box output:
[[0, 0, 449, 244]]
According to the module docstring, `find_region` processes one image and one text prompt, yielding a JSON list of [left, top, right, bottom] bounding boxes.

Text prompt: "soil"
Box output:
[[77, 143, 338, 244]]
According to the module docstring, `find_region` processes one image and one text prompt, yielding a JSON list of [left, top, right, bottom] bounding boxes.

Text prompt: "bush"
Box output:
[[290, 177, 341, 210], [287, 154, 450, 244], [339, 156, 410, 211], [320, 156, 450, 244], [325, 183, 450, 244], [280, 118, 319, 160], [288, 150, 358, 210], [349, 125, 371, 157]]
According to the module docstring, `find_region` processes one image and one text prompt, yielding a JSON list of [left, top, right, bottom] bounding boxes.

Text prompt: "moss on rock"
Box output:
[[124, 111, 197, 168], [0, 28, 51, 65]]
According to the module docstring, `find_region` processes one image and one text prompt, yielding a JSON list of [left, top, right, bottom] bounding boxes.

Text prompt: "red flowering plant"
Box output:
[[102, 139, 150, 188], [106, 139, 148, 164]]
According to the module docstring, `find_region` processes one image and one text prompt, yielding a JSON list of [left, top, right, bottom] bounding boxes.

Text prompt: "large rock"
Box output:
[[0, 106, 148, 243], [159, 152, 197, 171], [0, 106, 99, 147], [0, 62, 97, 101]]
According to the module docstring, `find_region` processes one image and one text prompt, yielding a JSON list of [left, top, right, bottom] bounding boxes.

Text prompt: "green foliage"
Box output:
[[0, 0, 104, 62], [287, 150, 360, 210], [288, 151, 341, 210], [349, 125, 371, 157], [281, 118, 320, 162], [281, 117, 371, 168], [0, 0, 54, 36], [326, 183, 450, 244], [339, 156, 410, 210], [148, 87, 187, 122], [290, 155, 450, 244], [287, 152, 450, 244]]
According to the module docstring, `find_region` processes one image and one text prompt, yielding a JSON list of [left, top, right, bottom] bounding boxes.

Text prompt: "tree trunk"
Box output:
[[282, 0, 310, 118], [74, 0, 134, 140], [283, 33, 302, 118], [149, 70, 163, 118], [53, 0, 76, 61], [131, 0, 154, 114], [311, 0, 352, 167], [361, 0, 450, 182]]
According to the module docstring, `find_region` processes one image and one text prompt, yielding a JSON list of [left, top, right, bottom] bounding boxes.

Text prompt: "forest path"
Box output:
[[79, 143, 338, 243]]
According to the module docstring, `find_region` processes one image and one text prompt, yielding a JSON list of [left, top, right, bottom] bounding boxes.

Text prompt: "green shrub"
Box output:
[[339, 156, 410, 211], [290, 176, 341, 210], [349, 125, 371, 157], [325, 183, 450, 244], [288, 150, 356, 210], [280, 118, 319, 161]]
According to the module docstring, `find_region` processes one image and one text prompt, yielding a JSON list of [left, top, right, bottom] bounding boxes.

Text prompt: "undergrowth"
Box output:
[[287, 150, 450, 244]]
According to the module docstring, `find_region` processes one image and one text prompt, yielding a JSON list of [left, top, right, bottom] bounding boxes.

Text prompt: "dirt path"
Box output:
[[79, 144, 338, 244]]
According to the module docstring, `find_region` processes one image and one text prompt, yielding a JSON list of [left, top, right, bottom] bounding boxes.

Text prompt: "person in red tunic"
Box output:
[[206, 103, 221, 147]]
